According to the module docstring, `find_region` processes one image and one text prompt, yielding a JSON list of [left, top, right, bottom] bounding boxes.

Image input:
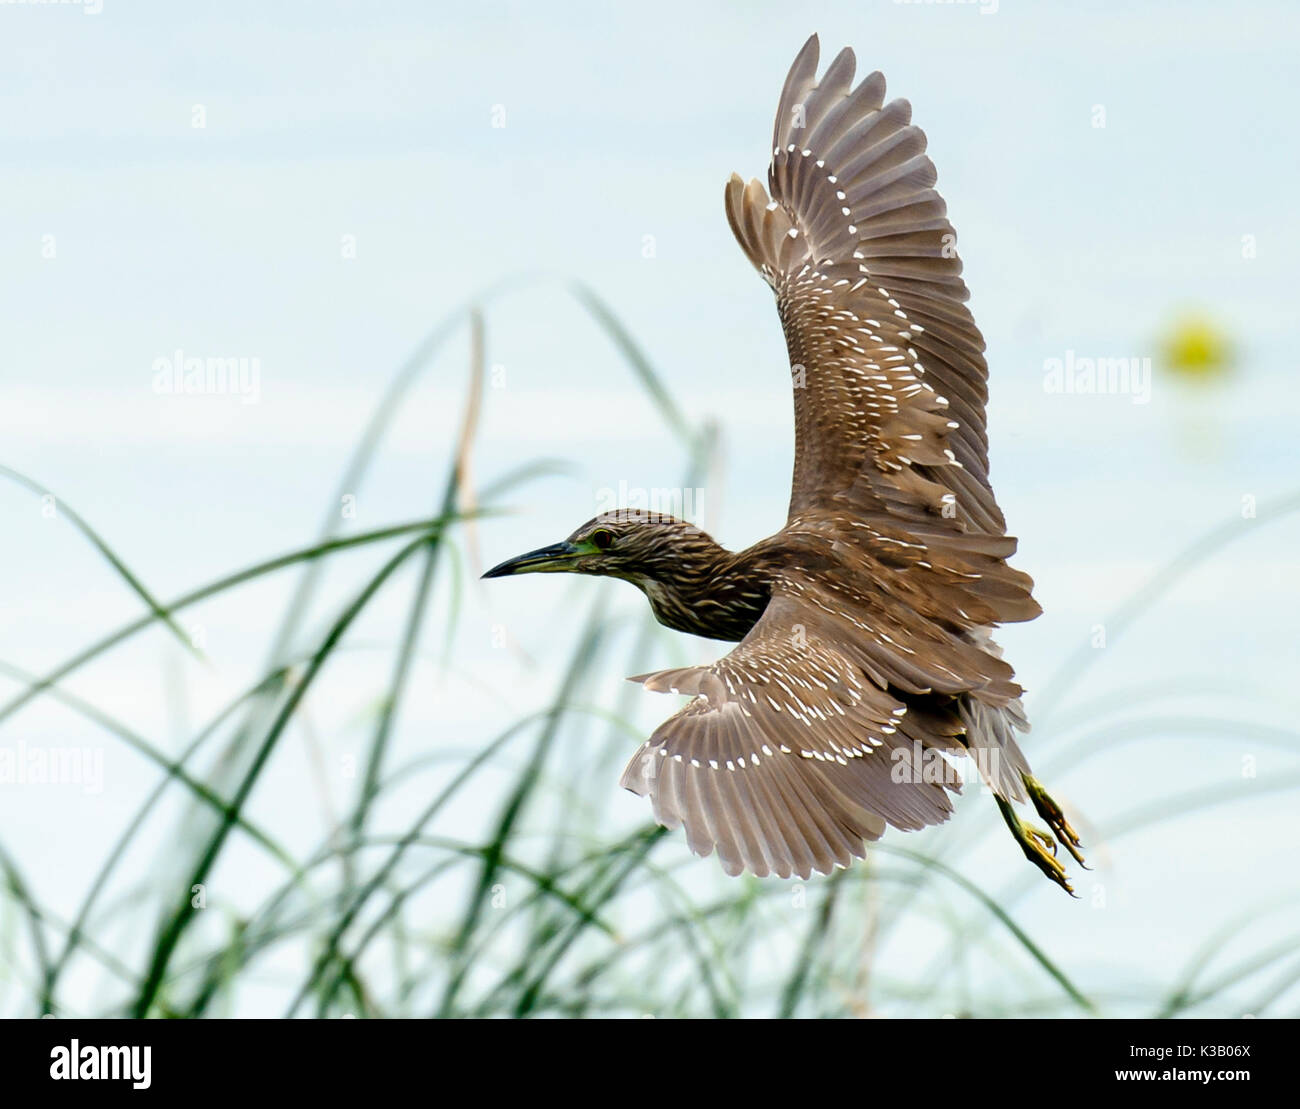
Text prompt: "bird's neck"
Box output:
[[637, 544, 773, 643]]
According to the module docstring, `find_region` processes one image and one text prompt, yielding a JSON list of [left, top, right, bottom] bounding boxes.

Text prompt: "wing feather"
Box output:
[[727, 34, 1004, 534], [620, 595, 965, 878]]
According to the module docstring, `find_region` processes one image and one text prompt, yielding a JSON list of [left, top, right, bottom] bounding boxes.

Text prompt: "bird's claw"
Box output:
[[1025, 823, 1057, 857], [1022, 774, 1088, 868], [995, 796, 1076, 896]]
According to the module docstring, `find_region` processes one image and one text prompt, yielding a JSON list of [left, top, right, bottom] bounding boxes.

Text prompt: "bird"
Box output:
[[484, 34, 1085, 892]]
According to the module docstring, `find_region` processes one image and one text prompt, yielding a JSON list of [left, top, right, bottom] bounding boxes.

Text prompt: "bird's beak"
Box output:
[[481, 540, 582, 579]]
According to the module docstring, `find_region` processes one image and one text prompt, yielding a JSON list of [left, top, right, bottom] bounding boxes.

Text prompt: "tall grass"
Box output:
[[1, 280, 1296, 1018]]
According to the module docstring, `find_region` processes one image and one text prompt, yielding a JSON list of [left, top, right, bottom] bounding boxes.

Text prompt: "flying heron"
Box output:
[[485, 35, 1085, 892]]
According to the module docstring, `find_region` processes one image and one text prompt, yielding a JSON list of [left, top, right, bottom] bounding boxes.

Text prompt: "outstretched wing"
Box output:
[[726, 34, 1003, 534], [619, 593, 968, 879], [626, 38, 1048, 878]]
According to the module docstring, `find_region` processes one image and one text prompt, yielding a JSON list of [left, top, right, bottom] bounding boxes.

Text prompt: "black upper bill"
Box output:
[[481, 541, 578, 579]]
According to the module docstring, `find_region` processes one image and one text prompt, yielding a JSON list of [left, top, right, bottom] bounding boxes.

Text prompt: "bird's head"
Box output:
[[482, 510, 724, 585]]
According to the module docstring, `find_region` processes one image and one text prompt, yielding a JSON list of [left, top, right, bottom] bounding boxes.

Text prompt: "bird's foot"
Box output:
[[1022, 773, 1087, 868], [995, 796, 1075, 896]]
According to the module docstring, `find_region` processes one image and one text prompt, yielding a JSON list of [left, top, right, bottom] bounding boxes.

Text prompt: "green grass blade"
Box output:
[[130, 532, 435, 1017], [0, 464, 204, 662]]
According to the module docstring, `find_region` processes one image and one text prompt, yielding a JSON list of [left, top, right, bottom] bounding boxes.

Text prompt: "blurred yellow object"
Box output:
[[1160, 313, 1234, 381]]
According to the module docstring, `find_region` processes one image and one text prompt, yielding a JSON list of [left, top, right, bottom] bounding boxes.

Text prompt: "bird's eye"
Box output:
[[590, 528, 614, 551]]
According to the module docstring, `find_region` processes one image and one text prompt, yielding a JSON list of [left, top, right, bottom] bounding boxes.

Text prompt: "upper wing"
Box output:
[[619, 593, 967, 879], [726, 35, 1003, 534]]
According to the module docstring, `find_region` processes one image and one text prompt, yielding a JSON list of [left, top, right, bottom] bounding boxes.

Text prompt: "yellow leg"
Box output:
[[1022, 774, 1087, 867], [995, 795, 1075, 896]]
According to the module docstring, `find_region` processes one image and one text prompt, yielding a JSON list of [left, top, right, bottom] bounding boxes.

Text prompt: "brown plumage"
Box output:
[[485, 35, 1085, 891]]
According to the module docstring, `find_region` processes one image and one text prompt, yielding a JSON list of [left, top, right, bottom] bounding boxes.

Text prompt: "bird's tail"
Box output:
[[958, 694, 1032, 802], [959, 695, 1087, 894], [958, 629, 1087, 894]]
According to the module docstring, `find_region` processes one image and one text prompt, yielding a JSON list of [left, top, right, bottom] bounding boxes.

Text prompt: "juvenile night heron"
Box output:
[[485, 35, 1085, 892]]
